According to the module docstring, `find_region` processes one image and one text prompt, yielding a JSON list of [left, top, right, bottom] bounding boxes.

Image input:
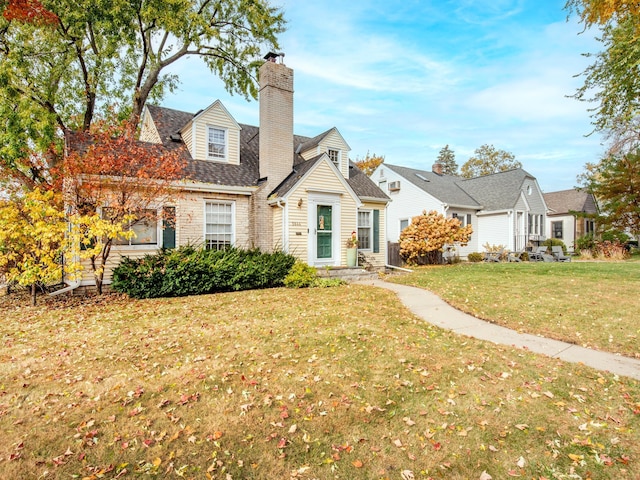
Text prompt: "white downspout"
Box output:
[[49, 279, 80, 296], [276, 200, 287, 252]]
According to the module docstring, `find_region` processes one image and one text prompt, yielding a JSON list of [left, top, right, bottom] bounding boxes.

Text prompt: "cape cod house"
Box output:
[[543, 189, 598, 251], [372, 163, 547, 259], [69, 53, 389, 289]]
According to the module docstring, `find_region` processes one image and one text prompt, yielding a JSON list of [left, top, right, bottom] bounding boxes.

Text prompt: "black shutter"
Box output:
[[373, 209, 380, 253], [163, 206, 176, 249]]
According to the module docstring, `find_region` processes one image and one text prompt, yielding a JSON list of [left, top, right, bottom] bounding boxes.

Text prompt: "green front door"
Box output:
[[316, 205, 332, 259]]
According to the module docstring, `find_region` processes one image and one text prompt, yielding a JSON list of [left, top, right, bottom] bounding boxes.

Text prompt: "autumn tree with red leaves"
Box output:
[[0, 0, 284, 191], [2, 0, 58, 24], [64, 120, 186, 294]]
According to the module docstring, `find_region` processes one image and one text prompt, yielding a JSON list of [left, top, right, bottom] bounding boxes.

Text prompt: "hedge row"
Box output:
[[111, 246, 296, 299]]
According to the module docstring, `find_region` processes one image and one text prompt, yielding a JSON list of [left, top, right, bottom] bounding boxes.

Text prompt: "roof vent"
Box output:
[[169, 134, 182, 142]]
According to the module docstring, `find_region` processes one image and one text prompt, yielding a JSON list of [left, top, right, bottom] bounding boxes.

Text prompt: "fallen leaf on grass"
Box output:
[[403, 417, 416, 426], [352, 459, 363, 468], [479, 472, 492, 480], [401, 470, 415, 480]]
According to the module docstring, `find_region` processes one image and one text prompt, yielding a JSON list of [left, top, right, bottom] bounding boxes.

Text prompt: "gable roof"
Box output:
[[385, 164, 480, 208], [144, 104, 388, 201], [385, 164, 539, 212], [459, 168, 536, 211], [543, 189, 598, 215], [295, 127, 350, 154]]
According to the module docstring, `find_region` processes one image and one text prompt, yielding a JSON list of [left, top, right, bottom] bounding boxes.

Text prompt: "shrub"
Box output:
[[284, 261, 318, 288], [467, 252, 483, 263], [283, 262, 348, 288], [542, 238, 567, 254], [400, 210, 472, 265], [601, 229, 629, 244], [575, 234, 596, 253], [112, 246, 296, 298], [595, 240, 629, 260], [314, 278, 347, 287]]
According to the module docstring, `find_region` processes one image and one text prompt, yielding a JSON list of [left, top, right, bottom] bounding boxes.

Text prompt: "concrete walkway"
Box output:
[[357, 278, 640, 381]]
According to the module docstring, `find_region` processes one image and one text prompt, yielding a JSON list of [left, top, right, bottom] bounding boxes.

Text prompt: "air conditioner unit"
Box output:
[[389, 181, 401, 191]]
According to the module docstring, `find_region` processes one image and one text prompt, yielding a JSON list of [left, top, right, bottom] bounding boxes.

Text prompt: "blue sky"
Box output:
[[163, 0, 604, 192]]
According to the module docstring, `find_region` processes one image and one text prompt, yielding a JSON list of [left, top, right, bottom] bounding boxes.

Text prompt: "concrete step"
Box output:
[[316, 267, 379, 282]]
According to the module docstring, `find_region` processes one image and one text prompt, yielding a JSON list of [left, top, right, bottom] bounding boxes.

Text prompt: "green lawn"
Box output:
[[389, 261, 640, 358], [0, 285, 638, 479]]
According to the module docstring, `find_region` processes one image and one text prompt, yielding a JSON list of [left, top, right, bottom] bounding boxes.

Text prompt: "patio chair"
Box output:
[[507, 251, 522, 262], [483, 251, 501, 262], [528, 246, 547, 262], [551, 246, 571, 262]]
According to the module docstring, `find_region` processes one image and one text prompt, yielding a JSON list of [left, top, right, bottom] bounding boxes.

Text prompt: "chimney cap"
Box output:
[[264, 51, 285, 63]]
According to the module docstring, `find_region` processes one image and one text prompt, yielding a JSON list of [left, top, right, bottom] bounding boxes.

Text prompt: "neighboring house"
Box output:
[[69, 53, 389, 288], [543, 189, 598, 251], [372, 163, 547, 258]]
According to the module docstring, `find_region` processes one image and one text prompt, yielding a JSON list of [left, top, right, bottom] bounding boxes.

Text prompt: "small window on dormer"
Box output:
[[328, 148, 340, 167], [208, 127, 226, 160]]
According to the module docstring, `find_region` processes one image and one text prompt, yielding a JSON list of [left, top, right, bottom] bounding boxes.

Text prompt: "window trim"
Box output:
[[102, 207, 160, 249], [204, 200, 235, 250], [327, 148, 340, 168], [357, 209, 373, 251], [207, 126, 228, 161], [552, 220, 563, 239], [452, 212, 471, 227]]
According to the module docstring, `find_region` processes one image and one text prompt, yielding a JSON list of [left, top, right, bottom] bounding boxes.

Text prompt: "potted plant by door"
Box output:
[[346, 231, 358, 267]]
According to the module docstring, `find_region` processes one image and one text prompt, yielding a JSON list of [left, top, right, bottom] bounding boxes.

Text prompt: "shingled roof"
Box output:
[[385, 164, 538, 212], [144, 105, 388, 201], [384, 164, 480, 208], [460, 168, 536, 211], [543, 189, 598, 215]]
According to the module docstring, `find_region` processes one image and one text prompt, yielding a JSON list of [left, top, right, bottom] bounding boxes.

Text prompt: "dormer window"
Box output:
[[207, 126, 227, 160], [328, 148, 340, 167]]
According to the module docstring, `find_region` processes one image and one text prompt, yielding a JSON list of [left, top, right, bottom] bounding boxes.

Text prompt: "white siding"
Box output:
[[547, 214, 575, 250], [372, 166, 446, 243], [477, 213, 511, 251], [448, 209, 478, 257]]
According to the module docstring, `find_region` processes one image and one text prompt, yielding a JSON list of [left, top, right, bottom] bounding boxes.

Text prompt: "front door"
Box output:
[[308, 194, 341, 266], [316, 204, 333, 259]]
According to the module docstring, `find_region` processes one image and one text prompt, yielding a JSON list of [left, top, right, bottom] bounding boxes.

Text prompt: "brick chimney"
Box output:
[[432, 162, 443, 175], [251, 53, 294, 252], [259, 52, 294, 187]]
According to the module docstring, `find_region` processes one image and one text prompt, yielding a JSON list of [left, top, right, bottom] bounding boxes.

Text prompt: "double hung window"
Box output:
[[205, 202, 233, 250], [207, 127, 226, 160]]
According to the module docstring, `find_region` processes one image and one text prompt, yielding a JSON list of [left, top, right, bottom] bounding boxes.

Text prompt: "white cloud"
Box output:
[[158, 0, 606, 192]]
